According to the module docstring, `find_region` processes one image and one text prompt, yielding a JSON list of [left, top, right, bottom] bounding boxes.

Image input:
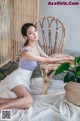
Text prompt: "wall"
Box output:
[[39, 0, 80, 55]]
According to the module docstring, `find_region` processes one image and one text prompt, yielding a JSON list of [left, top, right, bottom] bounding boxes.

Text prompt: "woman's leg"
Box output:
[[0, 85, 33, 109]]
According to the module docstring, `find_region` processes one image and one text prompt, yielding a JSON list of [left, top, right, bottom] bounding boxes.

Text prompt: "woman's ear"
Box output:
[[23, 36, 28, 40]]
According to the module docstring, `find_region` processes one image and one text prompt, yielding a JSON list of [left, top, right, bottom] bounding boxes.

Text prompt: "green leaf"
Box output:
[[74, 57, 80, 66], [55, 62, 70, 75], [74, 57, 78, 66], [77, 57, 80, 64], [64, 72, 76, 83], [76, 77, 80, 83], [75, 66, 80, 76]]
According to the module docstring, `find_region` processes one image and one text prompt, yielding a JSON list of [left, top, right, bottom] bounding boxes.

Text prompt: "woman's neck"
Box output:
[[27, 42, 36, 48]]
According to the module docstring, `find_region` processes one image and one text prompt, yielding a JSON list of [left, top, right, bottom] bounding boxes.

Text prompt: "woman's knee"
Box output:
[[22, 96, 33, 109]]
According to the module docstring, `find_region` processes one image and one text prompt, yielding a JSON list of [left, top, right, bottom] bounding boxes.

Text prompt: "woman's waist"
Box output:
[[19, 63, 38, 71], [11, 67, 33, 77], [18, 67, 33, 73], [19, 58, 38, 71]]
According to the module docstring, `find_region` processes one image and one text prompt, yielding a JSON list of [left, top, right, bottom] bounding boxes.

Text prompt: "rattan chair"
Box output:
[[34, 16, 66, 94]]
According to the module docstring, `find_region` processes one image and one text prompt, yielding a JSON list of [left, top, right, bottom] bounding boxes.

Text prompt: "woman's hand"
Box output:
[[47, 54, 74, 64], [61, 55, 74, 62]]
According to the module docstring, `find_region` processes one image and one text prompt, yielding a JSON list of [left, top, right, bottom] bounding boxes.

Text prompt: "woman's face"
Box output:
[[26, 26, 38, 42]]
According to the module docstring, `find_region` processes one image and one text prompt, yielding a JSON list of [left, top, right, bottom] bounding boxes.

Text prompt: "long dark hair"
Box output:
[[21, 23, 36, 46]]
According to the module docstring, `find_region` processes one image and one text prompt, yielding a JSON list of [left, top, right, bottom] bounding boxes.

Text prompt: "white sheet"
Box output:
[[0, 77, 80, 121]]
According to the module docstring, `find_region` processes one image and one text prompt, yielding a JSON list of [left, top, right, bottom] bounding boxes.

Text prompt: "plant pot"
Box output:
[[64, 81, 80, 106]]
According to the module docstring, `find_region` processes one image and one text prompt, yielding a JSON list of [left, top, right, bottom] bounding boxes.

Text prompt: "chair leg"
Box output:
[[42, 79, 48, 95]]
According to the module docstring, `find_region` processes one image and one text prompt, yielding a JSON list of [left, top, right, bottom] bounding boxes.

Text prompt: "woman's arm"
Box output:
[[21, 50, 74, 64]]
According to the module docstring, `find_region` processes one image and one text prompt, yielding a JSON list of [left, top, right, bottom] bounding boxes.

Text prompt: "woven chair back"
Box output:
[[34, 16, 65, 56]]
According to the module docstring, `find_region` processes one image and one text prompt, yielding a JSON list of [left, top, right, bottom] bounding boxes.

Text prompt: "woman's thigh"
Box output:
[[11, 85, 32, 98]]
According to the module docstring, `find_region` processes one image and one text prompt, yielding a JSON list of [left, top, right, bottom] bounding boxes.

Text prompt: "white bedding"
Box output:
[[0, 77, 80, 121]]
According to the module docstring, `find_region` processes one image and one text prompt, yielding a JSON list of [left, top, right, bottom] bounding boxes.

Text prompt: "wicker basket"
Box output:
[[64, 82, 80, 106]]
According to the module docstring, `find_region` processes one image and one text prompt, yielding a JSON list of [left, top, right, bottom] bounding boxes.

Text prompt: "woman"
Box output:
[[0, 23, 74, 109]]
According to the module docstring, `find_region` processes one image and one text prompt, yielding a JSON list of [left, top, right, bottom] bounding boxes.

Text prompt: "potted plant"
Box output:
[[54, 56, 80, 106]]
